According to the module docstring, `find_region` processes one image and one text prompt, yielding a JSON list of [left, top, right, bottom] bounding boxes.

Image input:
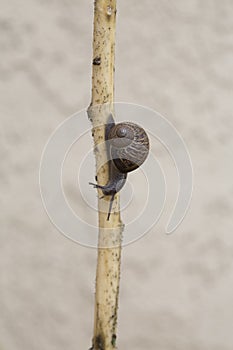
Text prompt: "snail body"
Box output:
[[89, 114, 149, 220]]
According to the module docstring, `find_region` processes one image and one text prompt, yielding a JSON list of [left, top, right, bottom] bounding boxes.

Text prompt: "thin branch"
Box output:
[[87, 1, 123, 349]]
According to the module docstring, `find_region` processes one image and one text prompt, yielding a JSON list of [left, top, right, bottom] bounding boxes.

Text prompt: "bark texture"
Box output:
[[87, 1, 123, 349]]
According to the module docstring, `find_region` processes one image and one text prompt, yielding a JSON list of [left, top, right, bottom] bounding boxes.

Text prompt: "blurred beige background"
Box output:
[[1, 0, 233, 349]]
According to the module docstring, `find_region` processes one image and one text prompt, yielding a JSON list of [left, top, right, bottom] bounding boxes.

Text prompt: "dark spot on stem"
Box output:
[[93, 56, 101, 65], [95, 334, 104, 350], [111, 334, 117, 347]]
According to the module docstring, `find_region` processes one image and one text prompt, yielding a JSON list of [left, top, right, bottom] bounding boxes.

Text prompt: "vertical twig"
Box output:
[[87, 1, 123, 349]]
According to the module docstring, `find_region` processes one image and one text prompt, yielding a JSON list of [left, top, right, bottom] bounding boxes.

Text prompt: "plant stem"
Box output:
[[87, 1, 123, 349]]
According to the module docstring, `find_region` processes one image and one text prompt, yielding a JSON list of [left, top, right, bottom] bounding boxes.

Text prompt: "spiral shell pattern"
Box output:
[[108, 122, 150, 173]]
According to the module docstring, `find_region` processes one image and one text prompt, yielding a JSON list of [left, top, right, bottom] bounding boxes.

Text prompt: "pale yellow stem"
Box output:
[[87, 1, 123, 349]]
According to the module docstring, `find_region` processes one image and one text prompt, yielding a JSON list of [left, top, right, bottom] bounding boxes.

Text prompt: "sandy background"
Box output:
[[1, 0, 233, 349]]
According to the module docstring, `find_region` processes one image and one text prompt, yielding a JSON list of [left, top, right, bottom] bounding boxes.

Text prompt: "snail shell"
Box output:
[[107, 122, 150, 173]]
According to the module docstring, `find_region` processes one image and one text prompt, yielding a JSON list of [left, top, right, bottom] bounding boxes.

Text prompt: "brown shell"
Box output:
[[108, 122, 150, 173]]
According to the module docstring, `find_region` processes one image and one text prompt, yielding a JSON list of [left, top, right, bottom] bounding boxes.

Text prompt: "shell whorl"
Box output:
[[107, 122, 150, 173]]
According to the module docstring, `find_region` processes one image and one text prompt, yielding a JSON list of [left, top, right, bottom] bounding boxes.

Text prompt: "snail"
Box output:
[[89, 114, 150, 220]]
